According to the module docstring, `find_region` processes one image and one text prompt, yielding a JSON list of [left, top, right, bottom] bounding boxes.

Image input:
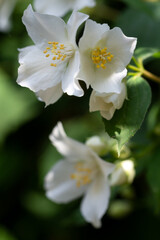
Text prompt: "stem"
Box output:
[[132, 56, 140, 67], [128, 65, 140, 72], [143, 69, 160, 84], [128, 63, 160, 84]]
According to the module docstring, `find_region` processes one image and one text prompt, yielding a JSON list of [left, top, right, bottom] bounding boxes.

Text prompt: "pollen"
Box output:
[[50, 63, 57, 67], [44, 41, 74, 67], [91, 47, 114, 69], [70, 162, 92, 187]]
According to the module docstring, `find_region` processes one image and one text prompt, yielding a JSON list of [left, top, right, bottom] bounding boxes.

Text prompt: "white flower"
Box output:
[[78, 19, 137, 93], [89, 81, 127, 120], [45, 122, 115, 228], [0, 0, 17, 32], [17, 5, 89, 106], [34, 0, 96, 17], [110, 160, 135, 186]]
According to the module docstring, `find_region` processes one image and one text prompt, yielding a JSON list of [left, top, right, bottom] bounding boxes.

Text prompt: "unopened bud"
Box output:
[[111, 144, 131, 159], [86, 135, 109, 156], [110, 160, 135, 186]]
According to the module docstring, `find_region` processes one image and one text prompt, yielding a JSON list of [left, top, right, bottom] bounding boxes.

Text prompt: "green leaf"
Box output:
[[122, 0, 160, 20], [103, 76, 151, 153], [117, 8, 160, 48], [134, 48, 160, 62]]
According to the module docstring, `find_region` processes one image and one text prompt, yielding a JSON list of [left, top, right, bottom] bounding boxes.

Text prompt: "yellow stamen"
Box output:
[[50, 63, 57, 67], [91, 47, 114, 69], [70, 162, 92, 187], [43, 41, 73, 67]]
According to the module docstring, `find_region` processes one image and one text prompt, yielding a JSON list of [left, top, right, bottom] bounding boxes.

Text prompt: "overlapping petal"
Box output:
[[49, 122, 94, 161], [81, 176, 110, 228], [67, 10, 89, 48], [17, 6, 89, 104], [17, 45, 64, 92], [90, 82, 127, 120], [62, 51, 84, 96], [45, 160, 87, 203], [78, 19, 137, 93], [36, 83, 63, 106]]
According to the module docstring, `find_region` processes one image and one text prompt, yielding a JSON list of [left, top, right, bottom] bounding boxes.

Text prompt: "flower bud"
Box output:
[[111, 144, 131, 159], [86, 135, 109, 156], [110, 160, 135, 186]]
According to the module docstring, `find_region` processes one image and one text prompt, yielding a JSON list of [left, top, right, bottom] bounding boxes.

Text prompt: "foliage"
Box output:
[[0, 0, 160, 239]]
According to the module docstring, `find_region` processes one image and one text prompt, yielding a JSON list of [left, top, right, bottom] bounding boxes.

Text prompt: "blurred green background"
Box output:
[[0, 0, 160, 239]]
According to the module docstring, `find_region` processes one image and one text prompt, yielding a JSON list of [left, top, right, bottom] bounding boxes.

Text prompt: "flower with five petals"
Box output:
[[17, 5, 88, 106], [45, 122, 115, 228], [78, 19, 137, 93]]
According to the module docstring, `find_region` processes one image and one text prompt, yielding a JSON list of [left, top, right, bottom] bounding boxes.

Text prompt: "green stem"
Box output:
[[142, 69, 160, 84], [128, 63, 160, 84], [132, 56, 140, 67], [128, 65, 140, 72]]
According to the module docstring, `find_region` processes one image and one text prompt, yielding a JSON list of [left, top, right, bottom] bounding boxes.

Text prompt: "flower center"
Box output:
[[43, 41, 74, 67], [91, 47, 114, 69], [70, 162, 93, 187]]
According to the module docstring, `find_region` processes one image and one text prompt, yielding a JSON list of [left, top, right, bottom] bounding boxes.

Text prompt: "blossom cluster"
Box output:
[[16, 0, 137, 228], [17, 2, 137, 120]]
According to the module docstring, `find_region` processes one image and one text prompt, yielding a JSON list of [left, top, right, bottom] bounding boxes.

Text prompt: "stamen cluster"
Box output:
[[70, 162, 92, 187], [43, 41, 69, 67], [92, 47, 114, 69]]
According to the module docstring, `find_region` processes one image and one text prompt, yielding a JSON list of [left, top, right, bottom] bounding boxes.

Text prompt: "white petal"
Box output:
[[74, 0, 96, 9], [67, 11, 89, 47], [22, 5, 67, 46], [34, 0, 71, 17], [76, 51, 95, 89], [106, 27, 137, 66], [90, 82, 127, 120], [107, 82, 127, 109], [100, 108, 115, 120], [79, 19, 110, 51], [95, 157, 115, 177], [17, 45, 65, 92], [81, 176, 110, 228], [92, 67, 127, 93], [49, 122, 93, 161], [62, 51, 84, 97], [45, 160, 86, 203], [36, 83, 63, 106]]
